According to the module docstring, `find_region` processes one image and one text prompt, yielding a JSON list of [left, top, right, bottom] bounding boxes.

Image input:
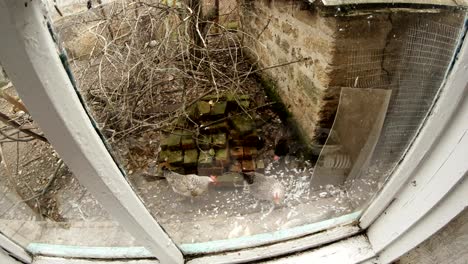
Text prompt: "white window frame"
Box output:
[[0, 1, 466, 263], [0, 1, 182, 264], [0, 233, 31, 263]]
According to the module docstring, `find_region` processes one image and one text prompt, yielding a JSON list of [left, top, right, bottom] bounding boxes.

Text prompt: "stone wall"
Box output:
[[242, 0, 342, 143], [0, 65, 5, 82], [241, 0, 464, 148]]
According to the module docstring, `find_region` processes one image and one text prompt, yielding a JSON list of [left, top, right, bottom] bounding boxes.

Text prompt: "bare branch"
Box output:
[[0, 112, 48, 143]]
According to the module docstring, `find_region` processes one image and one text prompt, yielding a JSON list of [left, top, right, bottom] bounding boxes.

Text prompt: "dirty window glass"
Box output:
[[51, 0, 466, 248], [0, 70, 138, 249]]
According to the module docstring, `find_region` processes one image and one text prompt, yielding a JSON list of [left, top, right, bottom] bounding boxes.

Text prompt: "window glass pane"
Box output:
[[53, 0, 466, 248], [0, 70, 138, 248]]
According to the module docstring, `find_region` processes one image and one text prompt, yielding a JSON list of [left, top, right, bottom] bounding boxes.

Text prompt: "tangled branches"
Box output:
[[0, 83, 46, 144], [65, 0, 258, 144]]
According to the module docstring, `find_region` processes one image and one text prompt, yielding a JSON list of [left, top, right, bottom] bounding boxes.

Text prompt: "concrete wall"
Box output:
[[398, 208, 468, 264]]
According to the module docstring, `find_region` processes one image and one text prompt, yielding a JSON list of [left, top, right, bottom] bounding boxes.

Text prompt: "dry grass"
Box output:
[[56, 0, 267, 170]]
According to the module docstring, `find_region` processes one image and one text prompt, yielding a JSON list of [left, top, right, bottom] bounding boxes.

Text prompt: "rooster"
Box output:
[[162, 167, 217, 198]]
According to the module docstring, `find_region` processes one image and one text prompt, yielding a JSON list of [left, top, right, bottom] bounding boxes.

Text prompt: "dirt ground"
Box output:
[[0, 0, 365, 247], [0, 90, 107, 215], [0, 82, 143, 248], [0, 83, 353, 245]]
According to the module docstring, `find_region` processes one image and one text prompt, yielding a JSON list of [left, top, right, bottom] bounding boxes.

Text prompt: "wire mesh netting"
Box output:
[[0, 0, 466, 251], [336, 13, 466, 202]]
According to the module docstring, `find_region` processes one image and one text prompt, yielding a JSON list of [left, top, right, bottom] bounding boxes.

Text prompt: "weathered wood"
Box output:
[[187, 226, 363, 264]]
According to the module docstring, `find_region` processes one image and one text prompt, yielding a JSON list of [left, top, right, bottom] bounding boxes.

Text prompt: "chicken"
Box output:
[[274, 126, 293, 161], [244, 172, 285, 205], [162, 168, 217, 198], [274, 137, 289, 161], [274, 125, 301, 161]]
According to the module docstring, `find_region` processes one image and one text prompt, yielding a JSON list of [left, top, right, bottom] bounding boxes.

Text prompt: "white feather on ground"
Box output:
[[228, 221, 252, 239]]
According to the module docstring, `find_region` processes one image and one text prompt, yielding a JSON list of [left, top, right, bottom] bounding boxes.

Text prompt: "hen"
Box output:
[[274, 137, 289, 161], [273, 126, 300, 161], [244, 172, 285, 205], [162, 168, 217, 198]]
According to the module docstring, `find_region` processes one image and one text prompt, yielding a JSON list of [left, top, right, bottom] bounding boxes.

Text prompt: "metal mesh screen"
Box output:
[[342, 12, 466, 188]]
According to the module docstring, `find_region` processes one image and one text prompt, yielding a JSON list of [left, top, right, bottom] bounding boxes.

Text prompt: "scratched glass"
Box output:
[[0, 74, 138, 251], [49, 0, 466, 248]]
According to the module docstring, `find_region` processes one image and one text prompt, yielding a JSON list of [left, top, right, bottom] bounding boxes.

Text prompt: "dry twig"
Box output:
[[0, 112, 47, 143]]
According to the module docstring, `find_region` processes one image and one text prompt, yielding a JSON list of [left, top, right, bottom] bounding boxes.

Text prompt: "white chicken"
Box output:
[[162, 167, 217, 198], [244, 172, 285, 204]]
